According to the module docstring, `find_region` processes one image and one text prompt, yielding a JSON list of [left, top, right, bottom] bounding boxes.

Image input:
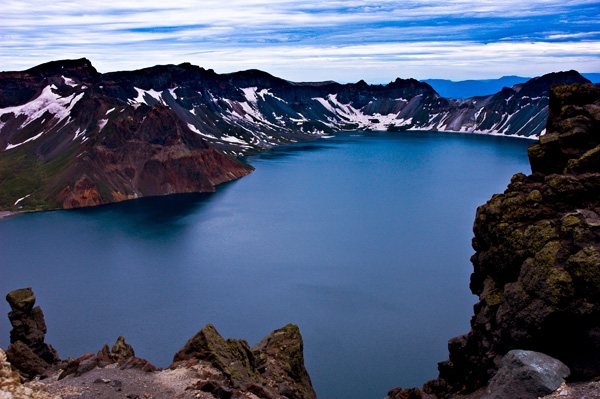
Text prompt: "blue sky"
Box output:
[[1, 0, 599, 82]]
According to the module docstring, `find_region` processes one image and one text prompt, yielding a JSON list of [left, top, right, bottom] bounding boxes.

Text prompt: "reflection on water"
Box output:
[[0, 131, 531, 399]]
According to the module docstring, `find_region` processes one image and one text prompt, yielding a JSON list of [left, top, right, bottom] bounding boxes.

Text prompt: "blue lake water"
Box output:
[[0, 131, 532, 399]]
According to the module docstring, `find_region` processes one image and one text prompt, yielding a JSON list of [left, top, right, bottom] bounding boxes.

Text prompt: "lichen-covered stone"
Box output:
[[172, 324, 259, 389], [172, 323, 316, 399], [6, 288, 36, 313], [252, 324, 317, 399], [432, 83, 600, 395], [111, 335, 135, 359]]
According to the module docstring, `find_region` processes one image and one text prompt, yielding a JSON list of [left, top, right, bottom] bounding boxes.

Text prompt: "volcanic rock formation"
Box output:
[[172, 323, 316, 399], [422, 83, 600, 396], [5, 288, 60, 380], [2, 288, 316, 399]]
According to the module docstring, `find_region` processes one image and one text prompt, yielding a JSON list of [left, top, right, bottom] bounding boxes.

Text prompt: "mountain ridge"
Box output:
[[0, 59, 592, 212]]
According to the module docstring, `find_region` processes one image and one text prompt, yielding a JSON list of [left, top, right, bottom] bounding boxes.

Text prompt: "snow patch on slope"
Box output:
[[241, 87, 258, 103], [132, 88, 164, 105], [1, 85, 85, 150], [62, 76, 78, 87], [187, 123, 217, 139], [98, 119, 108, 132]]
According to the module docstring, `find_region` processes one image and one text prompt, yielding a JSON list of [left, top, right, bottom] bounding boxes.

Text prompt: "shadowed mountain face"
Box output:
[[0, 58, 591, 211], [0, 59, 253, 212], [420, 83, 600, 397]]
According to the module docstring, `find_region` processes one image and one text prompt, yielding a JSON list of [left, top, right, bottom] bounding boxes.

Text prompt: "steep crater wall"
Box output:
[[427, 83, 600, 396]]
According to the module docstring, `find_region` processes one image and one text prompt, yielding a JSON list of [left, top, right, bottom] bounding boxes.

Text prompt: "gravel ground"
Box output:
[[540, 381, 600, 399], [43, 363, 238, 399]]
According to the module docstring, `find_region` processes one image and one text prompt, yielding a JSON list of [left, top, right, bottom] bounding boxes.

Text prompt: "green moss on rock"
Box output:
[[524, 221, 558, 254], [520, 241, 573, 305], [566, 247, 600, 299]]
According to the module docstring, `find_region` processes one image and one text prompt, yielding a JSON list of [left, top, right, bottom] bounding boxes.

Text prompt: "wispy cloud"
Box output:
[[1, 0, 599, 80]]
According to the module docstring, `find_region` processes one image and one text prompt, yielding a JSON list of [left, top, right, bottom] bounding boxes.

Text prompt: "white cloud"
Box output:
[[1, 0, 598, 80]]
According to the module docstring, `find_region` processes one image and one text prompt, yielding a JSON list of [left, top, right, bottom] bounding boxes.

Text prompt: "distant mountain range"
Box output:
[[423, 73, 600, 99], [0, 59, 593, 211]]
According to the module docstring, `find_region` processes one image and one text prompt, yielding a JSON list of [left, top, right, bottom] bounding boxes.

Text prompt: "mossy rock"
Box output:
[[524, 221, 558, 254], [567, 144, 600, 174], [561, 213, 593, 244], [565, 247, 600, 300], [482, 279, 504, 307], [6, 288, 36, 313], [526, 189, 542, 203], [519, 241, 574, 305], [172, 324, 261, 388]]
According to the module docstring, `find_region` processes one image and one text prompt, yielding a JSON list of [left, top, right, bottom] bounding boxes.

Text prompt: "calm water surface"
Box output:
[[0, 131, 531, 399]]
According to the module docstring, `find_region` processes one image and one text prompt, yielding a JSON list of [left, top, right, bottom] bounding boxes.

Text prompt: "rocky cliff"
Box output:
[[421, 83, 600, 397], [2, 288, 316, 399], [0, 59, 590, 212], [0, 59, 253, 212]]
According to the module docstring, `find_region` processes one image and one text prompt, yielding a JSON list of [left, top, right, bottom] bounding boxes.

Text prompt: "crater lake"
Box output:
[[0, 131, 532, 399]]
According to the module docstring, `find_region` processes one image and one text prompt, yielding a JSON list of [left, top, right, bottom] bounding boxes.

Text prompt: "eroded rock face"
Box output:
[[427, 83, 600, 395], [5, 288, 60, 380], [252, 324, 316, 399], [56, 103, 254, 210], [172, 323, 317, 399]]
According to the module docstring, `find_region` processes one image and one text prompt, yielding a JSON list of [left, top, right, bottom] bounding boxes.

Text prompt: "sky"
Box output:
[[1, 0, 599, 83]]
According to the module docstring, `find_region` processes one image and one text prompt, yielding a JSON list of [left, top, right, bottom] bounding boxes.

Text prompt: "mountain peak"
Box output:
[[518, 70, 590, 97], [227, 69, 291, 88], [24, 58, 99, 81]]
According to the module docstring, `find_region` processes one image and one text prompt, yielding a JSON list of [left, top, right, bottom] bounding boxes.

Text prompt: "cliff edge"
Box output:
[[424, 83, 600, 396]]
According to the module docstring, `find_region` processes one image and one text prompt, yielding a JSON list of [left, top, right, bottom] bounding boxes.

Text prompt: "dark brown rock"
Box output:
[[188, 380, 234, 399], [172, 323, 259, 389], [172, 324, 316, 399], [5, 288, 60, 379], [96, 344, 117, 367], [429, 83, 600, 395], [118, 356, 156, 372], [529, 83, 600, 175], [6, 288, 36, 313], [58, 336, 155, 379], [246, 382, 279, 399], [58, 353, 96, 380], [6, 341, 50, 380], [252, 324, 316, 399]]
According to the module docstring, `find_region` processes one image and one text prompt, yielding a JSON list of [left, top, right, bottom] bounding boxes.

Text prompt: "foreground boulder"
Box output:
[[482, 350, 570, 399], [172, 323, 317, 399], [423, 83, 600, 396], [5, 288, 60, 379]]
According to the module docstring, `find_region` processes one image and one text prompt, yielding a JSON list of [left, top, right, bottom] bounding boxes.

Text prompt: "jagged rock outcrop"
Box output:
[[5, 288, 60, 380], [423, 83, 600, 396], [2, 289, 316, 398], [58, 336, 156, 380], [171, 323, 317, 399], [63, 340, 154, 378]]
